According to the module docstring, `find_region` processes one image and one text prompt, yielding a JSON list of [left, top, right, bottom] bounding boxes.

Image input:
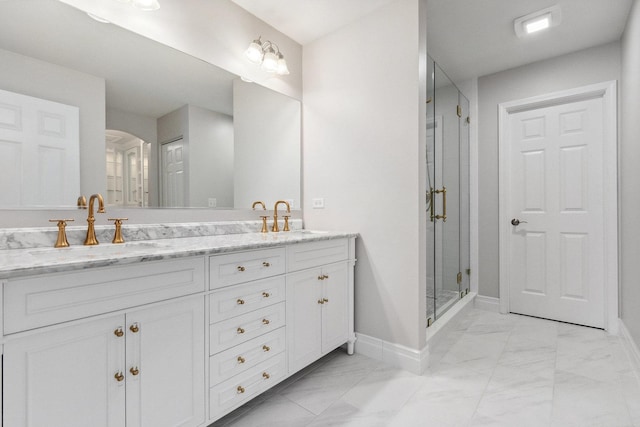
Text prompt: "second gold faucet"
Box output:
[[84, 193, 105, 245]]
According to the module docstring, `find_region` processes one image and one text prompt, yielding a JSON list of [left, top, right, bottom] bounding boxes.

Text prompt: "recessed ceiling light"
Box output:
[[514, 5, 561, 38]]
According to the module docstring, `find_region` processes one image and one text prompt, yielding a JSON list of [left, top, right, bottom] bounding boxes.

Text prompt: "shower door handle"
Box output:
[[431, 187, 447, 222]]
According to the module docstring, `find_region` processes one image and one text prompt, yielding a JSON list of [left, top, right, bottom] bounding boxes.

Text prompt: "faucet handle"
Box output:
[[49, 219, 74, 248], [108, 218, 128, 244], [259, 216, 269, 233], [282, 215, 291, 232]]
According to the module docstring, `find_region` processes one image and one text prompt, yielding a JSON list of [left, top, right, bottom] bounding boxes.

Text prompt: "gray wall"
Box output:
[[303, 0, 428, 350], [477, 42, 621, 298], [621, 0, 640, 346]]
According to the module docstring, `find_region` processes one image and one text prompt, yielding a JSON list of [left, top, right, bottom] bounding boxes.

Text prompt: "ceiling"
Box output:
[[231, 0, 633, 84]]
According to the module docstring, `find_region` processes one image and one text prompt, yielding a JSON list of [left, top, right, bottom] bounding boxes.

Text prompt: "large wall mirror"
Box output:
[[0, 0, 301, 210]]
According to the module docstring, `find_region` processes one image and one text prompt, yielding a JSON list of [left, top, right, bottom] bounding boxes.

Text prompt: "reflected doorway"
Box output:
[[105, 129, 150, 207]]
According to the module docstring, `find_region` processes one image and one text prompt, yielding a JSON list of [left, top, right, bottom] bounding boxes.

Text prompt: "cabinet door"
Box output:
[[287, 269, 322, 374], [3, 315, 126, 427], [321, 262, 350, 352], [125, 296, 205, 427]]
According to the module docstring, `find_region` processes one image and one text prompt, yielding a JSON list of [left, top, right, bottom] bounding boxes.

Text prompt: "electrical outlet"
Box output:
[[208, 198, 217, 208], [312, 198, 324, 209]]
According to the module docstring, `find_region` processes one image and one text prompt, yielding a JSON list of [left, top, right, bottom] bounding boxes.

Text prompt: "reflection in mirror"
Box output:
[[0, 0, 301, 209]]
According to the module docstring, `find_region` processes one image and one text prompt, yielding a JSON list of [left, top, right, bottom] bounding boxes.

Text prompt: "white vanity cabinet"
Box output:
[[2, 258, 206, 427], [286, 239, 355, 374]]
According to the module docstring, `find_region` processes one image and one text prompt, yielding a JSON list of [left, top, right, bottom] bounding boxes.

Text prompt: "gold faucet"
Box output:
[[84, 193, 106, 245], [252, 201, 269, 233], [272, 200, 291, 232]]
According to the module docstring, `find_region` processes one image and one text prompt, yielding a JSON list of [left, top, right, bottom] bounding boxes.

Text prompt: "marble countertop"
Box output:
[[0, 230, 357, 280]]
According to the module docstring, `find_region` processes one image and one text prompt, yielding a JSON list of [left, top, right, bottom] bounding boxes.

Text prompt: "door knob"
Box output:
[[511, 218, 528, 226]]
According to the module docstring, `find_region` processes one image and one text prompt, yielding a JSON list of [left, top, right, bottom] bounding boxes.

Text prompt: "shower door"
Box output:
[[426, 57, 470, 324]]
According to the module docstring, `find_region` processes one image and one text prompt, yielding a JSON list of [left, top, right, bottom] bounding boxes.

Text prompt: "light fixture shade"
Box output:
[[276, 53, 290, 76], [132, 0, 160, 11], [261, 48, 279, 73], [245, 39, 264, 64]]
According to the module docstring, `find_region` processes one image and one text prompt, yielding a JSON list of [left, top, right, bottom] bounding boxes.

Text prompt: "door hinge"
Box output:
[[456, 105, 462, 118], [426, 96, 433, 104], [466, 116, 470, 124], [427, 317, 433, 327], [466, 268, 471, 275], [457, 272, 462, 284]]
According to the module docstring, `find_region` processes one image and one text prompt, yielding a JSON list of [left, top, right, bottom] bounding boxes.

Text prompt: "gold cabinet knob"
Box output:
[[129, 366, 139, 376], [114, 371, 125, 382], [318, 275, 324, 281], [114, 327, 124, 337], [237, 266, 246, 272], [129, 324, 139, 333], [323, 298, 329, 303], [237, 386, 245, 394], [237, 327, 245, 334], [237, 298, 245, 305], [262, 261, 271, 267], [323, 274, 329, 280], [262, 292, 270, 298], [262, 372, 270, 380], [262, 318, 270, 325], [317, 299, 325, 305], [262, 345, 270, 352], [237, 356, 246, 364]]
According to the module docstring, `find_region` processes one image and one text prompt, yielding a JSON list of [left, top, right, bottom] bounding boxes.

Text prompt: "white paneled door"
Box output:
[[501, 83, 617, 329], [0, 88, 79, 207]]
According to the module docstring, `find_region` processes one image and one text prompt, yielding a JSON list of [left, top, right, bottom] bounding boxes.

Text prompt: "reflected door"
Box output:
[[160, 139, 186, 207]]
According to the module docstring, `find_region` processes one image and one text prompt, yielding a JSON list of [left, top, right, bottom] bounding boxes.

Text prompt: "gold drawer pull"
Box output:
[[129, 324, 139, 333], [262, 292, 270, 298], [237, 356, 246, 364], [129, 366, 139, 376], [237, 327, 245, 334], [237, 298, 245, 305], [262, 318, 270, 325], [237, 266, 246, 272], [237, 386, 245, 394], [114, 327, 124, 337], [114, 371, 125, 382], [262, 345, 270, 352], [262, 262, 271, 267], [262, 372, 270, 380]]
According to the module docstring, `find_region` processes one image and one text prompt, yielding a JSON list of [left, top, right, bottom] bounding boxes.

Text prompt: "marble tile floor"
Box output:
[[211, 308, 640, 427], [426, 289, 461, 322]]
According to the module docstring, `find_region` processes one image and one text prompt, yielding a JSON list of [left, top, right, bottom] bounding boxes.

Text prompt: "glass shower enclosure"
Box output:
[[426, 56, 470, 325]]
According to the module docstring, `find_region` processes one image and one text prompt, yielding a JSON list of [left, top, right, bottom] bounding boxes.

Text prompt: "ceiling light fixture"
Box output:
[[514, 5, 561, 38], [114, 0, 160, 12], [245, 37, 290, 76]]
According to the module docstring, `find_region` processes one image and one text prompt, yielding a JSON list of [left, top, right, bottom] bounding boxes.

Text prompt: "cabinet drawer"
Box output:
[[210, 352, 286, 419], [4, 257, 205, 334], [210, 327, 285, 385], [287, 239, 349, 272], [209, 248, 285, 289], [210, 276, 285, 323], [210, 302, 285, 354]]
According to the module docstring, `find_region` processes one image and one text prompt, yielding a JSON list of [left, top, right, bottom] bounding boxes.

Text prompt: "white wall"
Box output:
[[477, 42, 621, 298], [621, 0, 640, 346], [59, 0, 302, 100], [188, 106, 234, 208], [233, 80, 301, 210], [303, 0, 428, 350], [0, 48, 105, 198]]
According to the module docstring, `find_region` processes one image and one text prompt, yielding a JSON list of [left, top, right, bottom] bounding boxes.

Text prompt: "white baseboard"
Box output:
[[355, 293, 475, 375], [619, 319, 640, 381], [474, 294, 500, 312], [355, 332, 427, 375]]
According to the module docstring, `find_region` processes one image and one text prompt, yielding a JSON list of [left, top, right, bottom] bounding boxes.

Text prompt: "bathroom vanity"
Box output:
[[0, 229, 356, 427]]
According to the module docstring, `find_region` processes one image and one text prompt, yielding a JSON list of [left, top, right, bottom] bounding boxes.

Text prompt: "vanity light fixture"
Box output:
[[245, 37, 290, 76], [114, 0, 161, 12], [514, 5, 561, 38]]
